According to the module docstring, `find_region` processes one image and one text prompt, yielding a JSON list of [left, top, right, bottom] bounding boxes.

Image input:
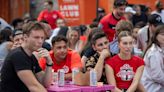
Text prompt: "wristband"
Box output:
[[46, 63, 53, 67]]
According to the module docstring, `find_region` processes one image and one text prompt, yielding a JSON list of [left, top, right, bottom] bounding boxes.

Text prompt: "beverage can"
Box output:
[[57, 69, 65, 86], [90, 69, 97, 86], [72, 68, 79, 84], [53, 72, 58, 82]]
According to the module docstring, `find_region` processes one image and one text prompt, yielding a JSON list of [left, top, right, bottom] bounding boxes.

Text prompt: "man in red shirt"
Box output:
[[99, 0, 127, 42], [39, 36, 82, 80], [37, 1, 64, 29]]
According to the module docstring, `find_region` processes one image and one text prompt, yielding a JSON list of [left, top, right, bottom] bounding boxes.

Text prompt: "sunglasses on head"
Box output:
[[114, 0, 128, 7]]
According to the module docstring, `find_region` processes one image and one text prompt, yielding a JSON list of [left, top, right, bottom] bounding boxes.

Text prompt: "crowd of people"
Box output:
[[0, 0, 164, 92]]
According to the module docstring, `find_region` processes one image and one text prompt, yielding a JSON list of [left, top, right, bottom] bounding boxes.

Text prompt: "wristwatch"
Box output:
[[46, 63, 53, 67]]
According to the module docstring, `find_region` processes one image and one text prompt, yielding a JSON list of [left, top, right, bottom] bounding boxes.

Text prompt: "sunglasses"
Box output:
[[114, 0, 128, 7]]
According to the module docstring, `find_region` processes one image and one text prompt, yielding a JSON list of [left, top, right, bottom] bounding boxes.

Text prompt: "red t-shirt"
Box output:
[[37, 10, 64, 29], [106, 55, 144, 89], [39, 49, 82, 73], [80, 35, 87, 44], [99, 13, 125, 42]]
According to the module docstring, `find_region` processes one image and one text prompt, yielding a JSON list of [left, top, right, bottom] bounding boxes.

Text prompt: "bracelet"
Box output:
[[46, 63, 53, 67]]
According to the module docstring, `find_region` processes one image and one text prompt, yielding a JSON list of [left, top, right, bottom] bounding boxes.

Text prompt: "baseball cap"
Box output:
[[12, 29, 23, 37], [114, 0, 128, 7], [125, 6, 136, 14], [148, 14, 164, 25]]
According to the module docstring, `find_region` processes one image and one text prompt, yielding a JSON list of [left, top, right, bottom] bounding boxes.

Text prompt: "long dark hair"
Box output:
[[80, 28, 101, 56], [0, 28, 12, 44], [83, 28, 101, 49], [143, 24, 164, 57]]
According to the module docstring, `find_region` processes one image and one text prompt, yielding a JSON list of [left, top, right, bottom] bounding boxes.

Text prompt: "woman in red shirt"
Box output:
[[105, 31, 144, 92]]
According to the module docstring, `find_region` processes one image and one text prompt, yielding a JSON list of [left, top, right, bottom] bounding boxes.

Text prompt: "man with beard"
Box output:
[[73, 31, 111, 86], [99, 0, 127, 42], [39, 36, 82, 80]]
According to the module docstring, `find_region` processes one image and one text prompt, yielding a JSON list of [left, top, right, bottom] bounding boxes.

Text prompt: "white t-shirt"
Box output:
[[141, 44, 164, 92], [46, 28, 60, 46], [137, 25, 149, 51]]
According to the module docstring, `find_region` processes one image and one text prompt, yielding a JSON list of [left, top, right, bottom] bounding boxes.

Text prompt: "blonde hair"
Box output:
[[22, 21, 46, 36], [115, 20, 133, 35], [118, 31, 133, 43]]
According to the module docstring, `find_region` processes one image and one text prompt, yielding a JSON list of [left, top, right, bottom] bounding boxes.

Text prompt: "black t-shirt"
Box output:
[[132, 12, 148, 26], [0, 47, 42, 92]]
